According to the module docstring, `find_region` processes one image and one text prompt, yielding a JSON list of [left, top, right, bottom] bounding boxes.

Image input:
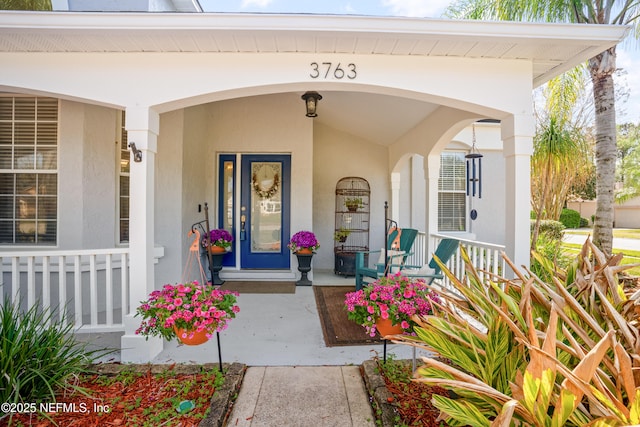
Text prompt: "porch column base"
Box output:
[[120, 314, 163, 363], [121, 334, 163, 363]]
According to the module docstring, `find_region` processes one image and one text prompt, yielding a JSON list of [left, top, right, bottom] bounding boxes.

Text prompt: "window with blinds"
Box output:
[[118, 111, 129, 243], [0, 96, 58, 244], [438, 151, 466, 232]]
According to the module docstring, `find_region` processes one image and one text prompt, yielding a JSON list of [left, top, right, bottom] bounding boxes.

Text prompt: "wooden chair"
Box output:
[[403, 238, 460, 285], [354, 228, 418, 290]]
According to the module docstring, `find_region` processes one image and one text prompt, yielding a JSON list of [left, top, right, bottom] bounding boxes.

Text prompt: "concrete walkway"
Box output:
[[150, 270, 429, 426], [226, 366, 375, 427]]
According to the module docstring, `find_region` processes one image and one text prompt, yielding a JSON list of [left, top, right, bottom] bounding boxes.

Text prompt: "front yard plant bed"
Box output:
[[362, 359, 449, 427], [4, 362, 245, 427]]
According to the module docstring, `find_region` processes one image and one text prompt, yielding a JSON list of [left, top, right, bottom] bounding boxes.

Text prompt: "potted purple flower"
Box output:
[[344, 273, 440, 337], [205, 228, 234, 253], [288, 230, 320, 286], [287, 230, 320, 255]]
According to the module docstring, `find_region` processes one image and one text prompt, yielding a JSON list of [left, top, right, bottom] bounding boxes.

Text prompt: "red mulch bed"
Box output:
[[379, 359, 450, 427], [3, 366, 221, 427]]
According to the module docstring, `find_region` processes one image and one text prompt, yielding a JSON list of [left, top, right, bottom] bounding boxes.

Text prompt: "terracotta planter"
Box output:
[[209, 245, 227, 254], [296, 247, 313, 255], [375, 317, 403, 337], [174, 327, 212, 346]]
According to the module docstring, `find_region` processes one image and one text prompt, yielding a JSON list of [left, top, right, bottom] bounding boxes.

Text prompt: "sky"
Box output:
[[199, 0, 640, 124]]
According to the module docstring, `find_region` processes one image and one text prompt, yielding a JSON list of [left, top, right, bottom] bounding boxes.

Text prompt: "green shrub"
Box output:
[[530, 219, 565, 240], [559, 208, 581, 228], [530, 231, 572, 282], [579, 216, 589, 227], [0, 297, 105, 407]]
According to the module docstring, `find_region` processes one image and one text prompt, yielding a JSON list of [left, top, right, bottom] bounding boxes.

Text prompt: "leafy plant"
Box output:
[[345, 197, 364, 210], [559, 208, 581, 229], [333, 228, 351, 242], [530, 219, 565, 240], [393, 240, 640, 426], [0, 296, 105, 416], [530, 230, 572, 282]]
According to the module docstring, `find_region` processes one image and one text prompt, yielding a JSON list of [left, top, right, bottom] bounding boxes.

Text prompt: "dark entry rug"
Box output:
[[219, 281, 296, 294], [313, 285, 382, 347]]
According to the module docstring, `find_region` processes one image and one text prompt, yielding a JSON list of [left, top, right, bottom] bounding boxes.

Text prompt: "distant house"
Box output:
[[568, 197, 640, 228], [0, 6, 628, 361]]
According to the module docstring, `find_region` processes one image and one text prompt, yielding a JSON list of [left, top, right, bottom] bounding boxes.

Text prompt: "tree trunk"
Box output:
[[589, 48, 617, 256]]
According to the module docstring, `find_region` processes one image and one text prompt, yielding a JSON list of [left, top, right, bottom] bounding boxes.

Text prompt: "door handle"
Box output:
[[240, 212, 246, 241]]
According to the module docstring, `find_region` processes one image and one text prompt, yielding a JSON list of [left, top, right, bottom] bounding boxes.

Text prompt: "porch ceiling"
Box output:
[[314, 91, 439, 146], [0, 12, 629, 89]]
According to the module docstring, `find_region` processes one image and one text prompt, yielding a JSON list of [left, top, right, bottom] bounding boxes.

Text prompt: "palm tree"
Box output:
[[447, 0, 640, 256], [531, 69, 592, 249]]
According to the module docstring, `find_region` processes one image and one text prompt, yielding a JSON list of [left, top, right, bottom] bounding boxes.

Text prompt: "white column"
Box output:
[[502, 114, 534, 273], [121, 106, 162, 363], [410, 155, 426, 229], [425, 154, 440, 256], [390, 172, 401, 222]]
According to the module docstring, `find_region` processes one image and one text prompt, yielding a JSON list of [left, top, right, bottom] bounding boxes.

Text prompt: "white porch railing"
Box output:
[[406, 232, 506, 290], [0, 248, 129, 333]]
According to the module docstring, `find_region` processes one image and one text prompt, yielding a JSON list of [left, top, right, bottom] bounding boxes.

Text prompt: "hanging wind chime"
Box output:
[[466, 124, 483, 198]]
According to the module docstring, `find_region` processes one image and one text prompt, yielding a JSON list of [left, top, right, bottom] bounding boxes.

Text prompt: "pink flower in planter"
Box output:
[[344, 272, 439, 336]]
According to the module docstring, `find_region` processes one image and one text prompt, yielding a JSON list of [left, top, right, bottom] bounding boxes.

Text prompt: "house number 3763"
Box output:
[[309, 62, 357, 79]]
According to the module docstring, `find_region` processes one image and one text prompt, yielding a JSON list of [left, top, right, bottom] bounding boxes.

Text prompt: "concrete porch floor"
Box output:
[[152, 269, 429, 366], [79, 269, 431, 366]]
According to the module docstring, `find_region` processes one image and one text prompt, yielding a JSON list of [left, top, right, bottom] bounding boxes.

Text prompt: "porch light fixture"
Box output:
[[465, 124, 483, 198], [301, 91, 322, 117], [129, 142, 143, 163]]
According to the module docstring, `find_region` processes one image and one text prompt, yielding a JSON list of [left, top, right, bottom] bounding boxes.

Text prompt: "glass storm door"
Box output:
[[239, 154, 290, 269]]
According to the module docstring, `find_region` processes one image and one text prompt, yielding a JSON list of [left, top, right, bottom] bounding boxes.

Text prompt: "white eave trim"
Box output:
[[0, 11, 630, 44]]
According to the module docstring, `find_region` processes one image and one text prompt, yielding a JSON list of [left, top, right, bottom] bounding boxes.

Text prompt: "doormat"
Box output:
[[313, 286, 382, 347], [219, 281, 296, 294]]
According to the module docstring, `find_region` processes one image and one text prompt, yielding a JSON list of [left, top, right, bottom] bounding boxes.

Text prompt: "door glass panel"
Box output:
[[222, 160, 234, 232], [250, 161, 281, 253]]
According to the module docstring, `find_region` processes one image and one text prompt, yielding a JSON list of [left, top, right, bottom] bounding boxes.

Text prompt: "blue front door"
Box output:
[[239, 154, 291, 269]]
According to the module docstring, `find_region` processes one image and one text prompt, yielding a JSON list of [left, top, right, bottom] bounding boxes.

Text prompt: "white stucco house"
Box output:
[[0, 6, 629, 361]]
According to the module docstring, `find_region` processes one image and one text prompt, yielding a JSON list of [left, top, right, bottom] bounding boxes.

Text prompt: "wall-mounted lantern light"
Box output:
[[301, 91, 322, 117], [466, 124, 483, 198], [129, 142, 143, 163]]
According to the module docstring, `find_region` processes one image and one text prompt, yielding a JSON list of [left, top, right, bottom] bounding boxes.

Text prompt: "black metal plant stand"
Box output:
[[209, 252, 225, 285], [382, 201, 397, 363], [295, 253, 313, 286]]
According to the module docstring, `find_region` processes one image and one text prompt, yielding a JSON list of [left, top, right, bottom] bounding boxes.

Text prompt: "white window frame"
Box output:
[[0, 95, 59, 245], [438, 151, 467, 232], [116, 111, 129, 244]]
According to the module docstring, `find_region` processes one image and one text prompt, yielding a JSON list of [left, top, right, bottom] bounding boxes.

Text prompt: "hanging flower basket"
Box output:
[[173, 326, 215, 346], [344, 273, 440, 337], [375, 317, 404, 337], [135, 281, 240, 343]]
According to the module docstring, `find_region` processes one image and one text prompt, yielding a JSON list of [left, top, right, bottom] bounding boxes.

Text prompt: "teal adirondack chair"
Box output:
[[403, 238, 459, 285], [354, 228, 418, 290]]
